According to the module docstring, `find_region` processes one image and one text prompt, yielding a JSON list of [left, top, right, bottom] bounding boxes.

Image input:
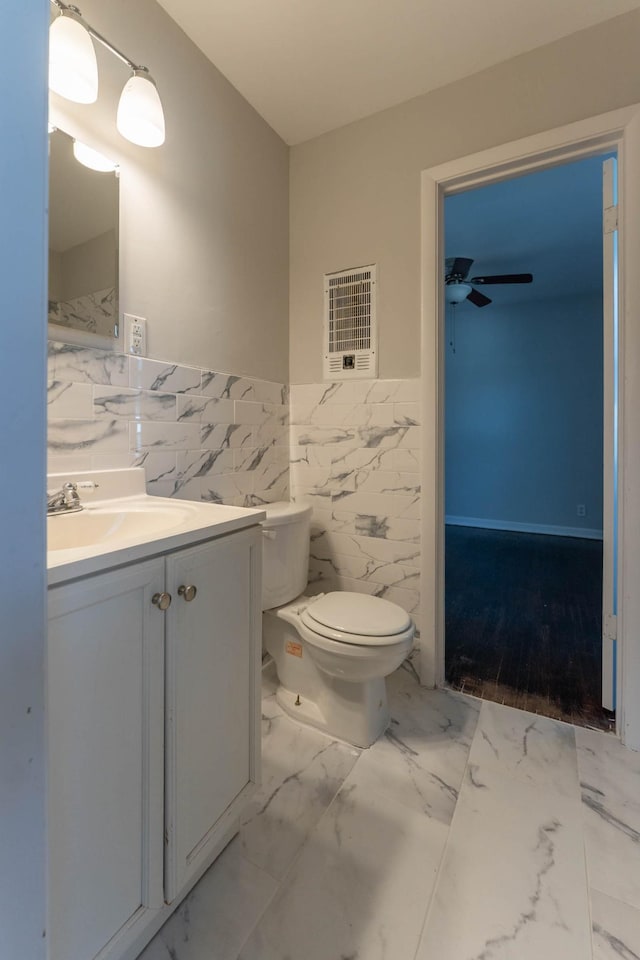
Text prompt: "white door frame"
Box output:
[[419, 103, 640, 750]]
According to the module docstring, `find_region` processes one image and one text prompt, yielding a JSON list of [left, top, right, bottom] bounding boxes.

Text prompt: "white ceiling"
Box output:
[[156, 0, 640, 144]]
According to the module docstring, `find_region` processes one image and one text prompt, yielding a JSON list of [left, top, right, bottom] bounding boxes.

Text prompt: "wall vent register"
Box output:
[[323, 264, 378, 380]]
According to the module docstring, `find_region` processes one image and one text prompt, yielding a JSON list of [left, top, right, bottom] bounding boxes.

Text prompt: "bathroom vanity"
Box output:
[[46, 469, 264, 960]]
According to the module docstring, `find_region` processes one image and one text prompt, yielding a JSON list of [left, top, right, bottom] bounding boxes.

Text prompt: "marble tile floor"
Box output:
[[138, 661, 640, 960]]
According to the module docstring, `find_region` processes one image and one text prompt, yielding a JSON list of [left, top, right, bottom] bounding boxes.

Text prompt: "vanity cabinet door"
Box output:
[[164, 526, 262, 900], [47, 559, 165, 960]]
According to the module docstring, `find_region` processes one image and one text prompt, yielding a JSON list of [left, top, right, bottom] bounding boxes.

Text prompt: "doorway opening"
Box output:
[[442, 154, 616, 730]]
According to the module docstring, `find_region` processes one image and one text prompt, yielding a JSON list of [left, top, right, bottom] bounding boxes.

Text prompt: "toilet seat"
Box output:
[[301, 591, 413, 647]]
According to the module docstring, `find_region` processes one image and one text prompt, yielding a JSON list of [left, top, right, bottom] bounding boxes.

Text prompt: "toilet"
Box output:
[[261, 501, 415, 748]]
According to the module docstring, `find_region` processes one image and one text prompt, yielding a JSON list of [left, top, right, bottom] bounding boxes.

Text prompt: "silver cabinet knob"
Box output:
[[152, 592, 172, 611], [178, 584, 197, 602]]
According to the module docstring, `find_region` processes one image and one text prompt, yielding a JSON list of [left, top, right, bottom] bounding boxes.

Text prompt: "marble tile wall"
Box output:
[[48, 348, 420, 608], [49, 287, 117, 338], [289, 380, 421, 633], [47, 341, 289, 507]]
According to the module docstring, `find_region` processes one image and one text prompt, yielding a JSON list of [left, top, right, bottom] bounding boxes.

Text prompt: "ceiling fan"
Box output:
[[445, 257, 533, 307]]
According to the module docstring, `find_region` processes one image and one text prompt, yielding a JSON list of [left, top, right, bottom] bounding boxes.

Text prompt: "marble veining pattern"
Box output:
[[129, 356, 202, 394], [94, 386, 177, 421], [415, 763, 592, 959], [239, 689, 360, 880], [47, 380, 93, 419], [48, 418, 128, 454], [47, 340, 288, 507], [576, 725, 640, 911], [591, 889, 640, 959], [48, 341, 128, 386], [50, 286, 116, 337], [141, 661, 640, 960], [290, 380, 422, 631], [238, 775, 450, 960], [136, 836, 277, 960], [137, 662, 637, 960], [467, 698, 581, 800]]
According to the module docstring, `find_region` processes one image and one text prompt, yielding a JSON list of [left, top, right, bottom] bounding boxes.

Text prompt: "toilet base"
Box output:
[[275, 675, 390, 749]]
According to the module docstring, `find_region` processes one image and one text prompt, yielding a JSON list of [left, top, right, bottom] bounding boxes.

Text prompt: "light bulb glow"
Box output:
[[445, 282, 472, 304], [73, 139, 118, 173], [49, 12, 98, 104], [117, 70, 165, 148]]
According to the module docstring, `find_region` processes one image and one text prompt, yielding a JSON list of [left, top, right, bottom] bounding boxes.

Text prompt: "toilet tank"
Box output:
[[261, 501, 313, 610]]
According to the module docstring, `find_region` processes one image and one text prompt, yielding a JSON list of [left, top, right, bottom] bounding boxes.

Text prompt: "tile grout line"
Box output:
[[572, 730, 597, 960], [232, 717, 360, 959], [409, 698, 486, 960]]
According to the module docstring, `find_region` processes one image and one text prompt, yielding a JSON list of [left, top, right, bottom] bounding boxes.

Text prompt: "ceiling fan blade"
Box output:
[[466, 287, 492, 308], [445, 257, 473, 280], [470, 273, 533, 285]]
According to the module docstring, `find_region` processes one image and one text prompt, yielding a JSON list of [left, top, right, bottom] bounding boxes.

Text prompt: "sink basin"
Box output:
[[47, 503, 193, 553], [46, 468, 266, 584]]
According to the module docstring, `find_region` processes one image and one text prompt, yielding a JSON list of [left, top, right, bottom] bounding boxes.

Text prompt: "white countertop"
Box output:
[[47, 468, 265, 586]]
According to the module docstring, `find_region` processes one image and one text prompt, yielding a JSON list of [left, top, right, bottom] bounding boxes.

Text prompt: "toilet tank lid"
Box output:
[[305, 591, 412, 637], [262, 500, 313, 528]]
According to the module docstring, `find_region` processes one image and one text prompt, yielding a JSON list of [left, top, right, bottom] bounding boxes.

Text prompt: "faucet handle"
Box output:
[[47, 481, 82, 514], [62, 482, 80, 506]]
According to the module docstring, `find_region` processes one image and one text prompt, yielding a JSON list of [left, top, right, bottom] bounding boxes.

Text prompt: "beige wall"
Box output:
[[290, 9, 640, 382], [58, 229, 116, 301], [50, 0, 289, 383], [49, 249, 62, 301]]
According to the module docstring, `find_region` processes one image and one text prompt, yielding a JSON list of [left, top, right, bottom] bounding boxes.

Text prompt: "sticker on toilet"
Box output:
[[286, 640, 303, 658]]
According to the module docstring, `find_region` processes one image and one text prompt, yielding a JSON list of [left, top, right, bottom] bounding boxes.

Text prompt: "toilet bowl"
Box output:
[[261, 502, 415, 747]]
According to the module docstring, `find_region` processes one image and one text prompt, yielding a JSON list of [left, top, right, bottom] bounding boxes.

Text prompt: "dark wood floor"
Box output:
[[445, 525, 614, 731]]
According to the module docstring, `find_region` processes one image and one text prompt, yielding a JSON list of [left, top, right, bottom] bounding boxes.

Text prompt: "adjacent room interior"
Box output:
[[443, 155, 614, 729]]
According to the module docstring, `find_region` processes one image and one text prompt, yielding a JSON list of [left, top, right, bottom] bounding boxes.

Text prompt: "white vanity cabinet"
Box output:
[[164, 530, 260, 900], [48, 558, 166, 960], [47, 523, 262, 960]]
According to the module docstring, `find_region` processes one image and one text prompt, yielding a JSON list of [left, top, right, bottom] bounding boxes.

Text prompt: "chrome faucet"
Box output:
[[47, 481, 82, 516]]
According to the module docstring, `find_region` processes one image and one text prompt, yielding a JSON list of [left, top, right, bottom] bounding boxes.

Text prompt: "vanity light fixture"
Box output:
[[48, 5, 98, 103], [49, 0, 166, 148], [72, 139, 119, 173], [117, 68, 165, 148]]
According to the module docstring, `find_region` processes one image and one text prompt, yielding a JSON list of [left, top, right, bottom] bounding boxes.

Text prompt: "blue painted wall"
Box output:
[[445, 157, 606, 536]]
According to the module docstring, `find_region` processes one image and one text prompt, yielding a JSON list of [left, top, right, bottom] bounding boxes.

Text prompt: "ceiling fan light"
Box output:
[[445, 282, 472, 304], [117, 69, 165, 148], [49, 10, 98, 104]]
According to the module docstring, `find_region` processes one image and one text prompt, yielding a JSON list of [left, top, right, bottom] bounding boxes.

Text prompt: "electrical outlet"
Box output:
[[124, 313, 147, 356], [577, 504, 586, 517]]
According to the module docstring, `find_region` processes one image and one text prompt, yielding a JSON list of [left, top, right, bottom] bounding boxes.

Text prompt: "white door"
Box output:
[[163, 528, 262, 901], [47, 559, 165, 960], [602, 156, 619, 711]]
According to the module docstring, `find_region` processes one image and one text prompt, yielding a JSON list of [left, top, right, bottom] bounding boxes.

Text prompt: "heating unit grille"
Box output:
[[323, 264, 377, 380]]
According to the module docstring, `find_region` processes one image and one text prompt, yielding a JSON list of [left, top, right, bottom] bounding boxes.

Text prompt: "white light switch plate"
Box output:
[[124, 313, 147, 356]]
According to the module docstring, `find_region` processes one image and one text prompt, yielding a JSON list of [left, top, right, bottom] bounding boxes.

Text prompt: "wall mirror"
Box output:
[[48, 127, 119, 339]]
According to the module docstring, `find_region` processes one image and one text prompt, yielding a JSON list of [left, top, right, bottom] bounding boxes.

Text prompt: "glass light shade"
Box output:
[[73, 139, 117, 173], [117, 70, 165, 147], [49, 12, 98, 104], [445, 282, 472, 304]]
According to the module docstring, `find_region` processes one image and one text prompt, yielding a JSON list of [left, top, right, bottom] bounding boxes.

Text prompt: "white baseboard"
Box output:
[[445, 515, 603, 541]]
